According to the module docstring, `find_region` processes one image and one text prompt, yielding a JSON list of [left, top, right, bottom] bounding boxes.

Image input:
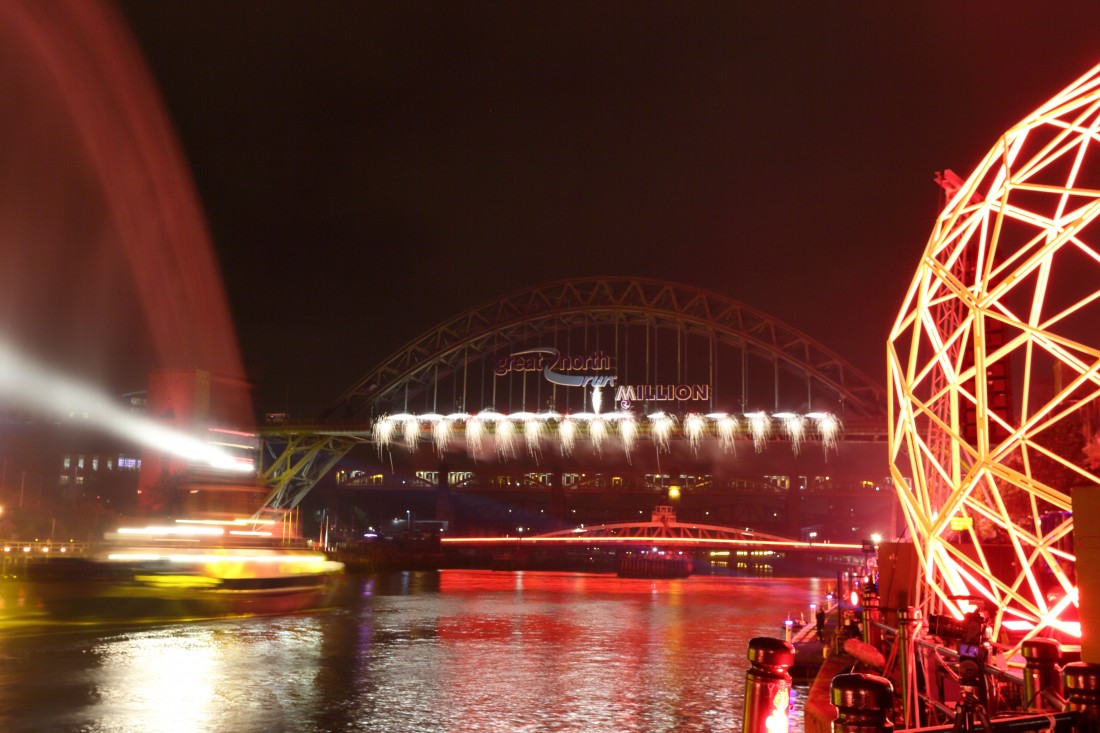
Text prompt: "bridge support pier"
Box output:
[[549, 472, 565, 528], [436, 464, 453, 531]]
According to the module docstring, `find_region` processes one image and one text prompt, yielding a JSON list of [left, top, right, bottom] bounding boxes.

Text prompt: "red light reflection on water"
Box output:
[[430, 570, 819, 732]]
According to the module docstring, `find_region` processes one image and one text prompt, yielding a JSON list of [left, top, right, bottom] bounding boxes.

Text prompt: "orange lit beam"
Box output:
[[440, 536, 864, 551]]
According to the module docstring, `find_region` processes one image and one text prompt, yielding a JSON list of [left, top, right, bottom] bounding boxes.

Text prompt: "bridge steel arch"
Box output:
[[258, 277, 886, 515], [328, 277, 885, 420]]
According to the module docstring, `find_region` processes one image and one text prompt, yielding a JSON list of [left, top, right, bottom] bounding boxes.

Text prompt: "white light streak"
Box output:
[[684, 413, 706, 454], [591, 385, 603, 414], [524, 416, 544, 458], [432, 418, 451, 456], [589, 417, 607, 455], [746, 412, 772, 452], [369, 408, 840, 459], [372, 416, 396, 455], [495, 418, 517, 460], [466, 416, 485, 455], [116, 525, 224, 537], [709, 413, 738, 453], [650, 412, 674, 454], [401, 415, 420, 451], [776, 412, 807, 455], [619, 414, 638, 461], [559, 417, 577, 456], [810, 412, 841, 454], [0, 339, 252, 473]]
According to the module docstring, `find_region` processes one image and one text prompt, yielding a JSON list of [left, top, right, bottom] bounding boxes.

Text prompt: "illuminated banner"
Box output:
[[496, 346, 710, 404], [614, 384, 710, 402], [495, 347, 615, 388]]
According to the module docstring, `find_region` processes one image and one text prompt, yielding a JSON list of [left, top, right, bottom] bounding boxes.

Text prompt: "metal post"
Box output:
[[897, 606, 922, 728], [861, 585, 881, 649], [1021, 637, 1062, 711], [830, 673, 894, 733], [1063, 662, 1100, 733], [742, 637, 795, 733]]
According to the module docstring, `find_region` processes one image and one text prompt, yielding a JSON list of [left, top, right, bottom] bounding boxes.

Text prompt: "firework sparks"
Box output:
[[372, 415, 396, 456], [466, 416, 485, 455], [559, 417, 577, 456], [709, 413, 738, 453], [745, 412, 771, 453], [401, 414, 420, 451], [495, 418, 517, 460], [431, 417, 451, 456], [650, 412, 674, 454], [776, 413, 807, 455], [809, 412, 841, 454], [589, 417, 607, 455], [523, 416, 544, 458], [591, 386, 603, 414], [684, 413, 706, 454], [619, 414, 638, 461]]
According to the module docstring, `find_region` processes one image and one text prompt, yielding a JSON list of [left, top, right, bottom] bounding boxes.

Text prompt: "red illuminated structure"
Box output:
[[888, 62, 1100, 657]]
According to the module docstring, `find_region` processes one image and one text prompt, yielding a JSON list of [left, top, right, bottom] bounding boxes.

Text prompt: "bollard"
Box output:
[[861, 587, 881, 649], [1064, 661, 1100, 733], [830, 673, 894, 733], [896, 607, 921, 728], [1022, 637, 1062, 711], [743, 636, 796, 733]]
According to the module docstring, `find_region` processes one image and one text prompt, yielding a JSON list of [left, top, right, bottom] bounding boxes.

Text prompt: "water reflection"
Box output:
[[0, 571, 821, 732]]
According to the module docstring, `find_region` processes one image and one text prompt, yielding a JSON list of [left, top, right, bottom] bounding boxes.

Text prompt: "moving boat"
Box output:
[[2, 518, 345, 624]]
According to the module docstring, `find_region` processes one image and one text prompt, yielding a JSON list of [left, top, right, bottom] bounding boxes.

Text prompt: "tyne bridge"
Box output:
[[253, 277, 897, 544]]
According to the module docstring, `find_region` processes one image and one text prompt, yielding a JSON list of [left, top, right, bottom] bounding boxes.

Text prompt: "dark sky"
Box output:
[[114, 1, 1100, 419]]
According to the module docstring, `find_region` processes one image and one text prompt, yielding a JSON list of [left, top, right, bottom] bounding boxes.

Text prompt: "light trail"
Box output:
[[559, 417, 577, 456], [0, 338, 251, 473], [776, 412, 807, 455], [683, 412, 705, 454], [711, 413, 738, 453], [440, 535, 865, 551], [650, 411, 674, 453], [620, 415, 637, 460], [746, 411, 772, 452]]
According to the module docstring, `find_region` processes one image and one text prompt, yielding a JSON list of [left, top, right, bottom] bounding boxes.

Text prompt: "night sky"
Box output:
[[113, 1, 1100, 419]]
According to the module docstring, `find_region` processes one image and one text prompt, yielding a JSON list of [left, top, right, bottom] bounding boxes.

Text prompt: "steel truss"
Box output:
[[327, 277, 885, 420], [260, 278, 886, 513]]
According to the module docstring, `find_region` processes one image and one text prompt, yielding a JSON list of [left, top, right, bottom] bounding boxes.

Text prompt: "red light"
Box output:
[[850, 590, 859, 607]]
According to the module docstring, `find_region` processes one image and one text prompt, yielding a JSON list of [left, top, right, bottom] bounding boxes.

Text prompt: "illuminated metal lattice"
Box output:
[[888, 63, 1100, 652]]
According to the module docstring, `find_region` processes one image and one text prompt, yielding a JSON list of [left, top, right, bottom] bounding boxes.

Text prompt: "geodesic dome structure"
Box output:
[[888, 62, 1100, 651]]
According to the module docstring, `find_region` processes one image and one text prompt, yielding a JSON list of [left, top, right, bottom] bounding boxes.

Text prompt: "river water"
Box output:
[[0, 570, 827, 733]]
